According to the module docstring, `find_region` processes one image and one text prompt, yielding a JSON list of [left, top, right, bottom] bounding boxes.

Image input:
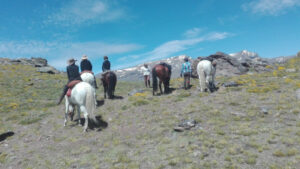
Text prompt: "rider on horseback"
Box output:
[[180, 56, 192, 90], [80, 55, 92, 71], [57, 58, 82, 105], [102, 56, 110, 72], [80, 55, 98, 89]]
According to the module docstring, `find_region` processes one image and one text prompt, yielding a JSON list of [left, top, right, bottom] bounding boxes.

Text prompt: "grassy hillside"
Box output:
[[1, 58, 300, 169]]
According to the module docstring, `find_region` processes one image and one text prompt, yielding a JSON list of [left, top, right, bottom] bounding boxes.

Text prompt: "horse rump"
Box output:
[[101, 71, 117, 99]]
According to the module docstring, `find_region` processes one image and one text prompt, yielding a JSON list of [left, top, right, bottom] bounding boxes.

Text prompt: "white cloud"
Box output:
[[183, 28, 203, 38], [0, 40, 142, 69], [46, 0, 125, 26], [116, 31, 231, 69], [242, 0, 300, 15]]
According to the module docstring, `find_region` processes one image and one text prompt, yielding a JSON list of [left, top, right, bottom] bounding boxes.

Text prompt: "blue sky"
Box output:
[[0, 0, 300, 73]]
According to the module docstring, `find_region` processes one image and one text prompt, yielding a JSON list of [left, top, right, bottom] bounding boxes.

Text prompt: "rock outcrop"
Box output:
[[0, 57, 60, 74], [191, 52, 270, 77]]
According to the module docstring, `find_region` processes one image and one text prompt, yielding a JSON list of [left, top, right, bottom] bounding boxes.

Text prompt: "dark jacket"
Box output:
[[80, 59, 92, 72], [67, 64, 82, 82], [102, 60, 110, 72]]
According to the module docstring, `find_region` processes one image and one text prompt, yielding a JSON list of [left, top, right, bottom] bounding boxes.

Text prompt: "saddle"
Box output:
[[80, 70, 94, 75], [66, 80, 81, 97]]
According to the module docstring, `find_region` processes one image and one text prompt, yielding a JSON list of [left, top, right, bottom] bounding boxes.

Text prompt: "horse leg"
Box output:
[[94, 92, 97, 106], [206, 74, 212, 92], [64, 97, 69, 127], [163, 80, 168, 94], [104, 86, 107, 99], [80, 106, 88, 132], [198, 69, 205, 92], [77, 105, 82, 126], [159, 80, 163, 94]]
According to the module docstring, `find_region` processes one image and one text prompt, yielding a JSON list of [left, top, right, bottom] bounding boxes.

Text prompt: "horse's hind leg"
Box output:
[[104, 86, 107, 99], [159, 80, 163, 94], [198, 69, 205, 92], [64, 97, 69, 126], [64, 96, 70, 126], [77, 105, 82, 126], [206, 75, 212, 92], [80, 106, 88, 132]]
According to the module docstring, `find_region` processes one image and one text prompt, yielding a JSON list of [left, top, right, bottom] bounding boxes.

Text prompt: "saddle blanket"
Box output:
[[66, 80, 81, 97]]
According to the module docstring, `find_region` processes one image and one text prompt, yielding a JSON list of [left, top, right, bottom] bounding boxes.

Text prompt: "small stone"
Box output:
[[174, 126, 184, 132], [222, 81, 239, 87], [296, 89, 300, 100], [285, 68, 296, 73], [261, 107, 268, 115]]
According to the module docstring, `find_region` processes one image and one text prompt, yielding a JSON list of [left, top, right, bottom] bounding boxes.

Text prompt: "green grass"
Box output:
[[1, 58, 300, 169]]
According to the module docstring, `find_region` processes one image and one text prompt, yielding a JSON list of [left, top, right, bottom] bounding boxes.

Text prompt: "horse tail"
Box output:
[[108, 72, 116, 98], [166, 65, 171, 90], [152, 66, 158, 93], [86, 85, 98, 125], [197, 62, 206, 92]]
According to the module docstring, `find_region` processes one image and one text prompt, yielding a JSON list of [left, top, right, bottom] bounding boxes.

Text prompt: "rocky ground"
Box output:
[[0, 57, 300, 169]]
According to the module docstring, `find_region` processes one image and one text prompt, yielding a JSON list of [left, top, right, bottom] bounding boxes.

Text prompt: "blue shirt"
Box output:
[[181, 62, 191, 74]]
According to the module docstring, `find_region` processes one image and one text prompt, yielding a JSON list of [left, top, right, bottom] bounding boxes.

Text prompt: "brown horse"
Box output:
[[101, 71, 117, 99], [152, 63, 172, 95]]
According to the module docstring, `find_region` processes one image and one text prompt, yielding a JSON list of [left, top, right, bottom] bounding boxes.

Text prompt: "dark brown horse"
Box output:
[[152, 63, 172, 95], [101, 71, 117, 99]]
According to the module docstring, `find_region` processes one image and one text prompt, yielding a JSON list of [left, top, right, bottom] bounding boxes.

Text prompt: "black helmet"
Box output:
[[104, 56, 108, 60]]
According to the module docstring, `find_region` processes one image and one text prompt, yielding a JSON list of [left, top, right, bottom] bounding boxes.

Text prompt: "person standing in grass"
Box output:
[[141, 63, 151, 87], [180, 56, 192, 90]]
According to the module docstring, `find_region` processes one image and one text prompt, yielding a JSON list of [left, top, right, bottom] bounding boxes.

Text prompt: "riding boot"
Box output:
[[57, 85, 68, 105]]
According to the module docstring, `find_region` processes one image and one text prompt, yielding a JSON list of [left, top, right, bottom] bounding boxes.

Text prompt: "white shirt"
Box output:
[[141, 66, 150, 76]]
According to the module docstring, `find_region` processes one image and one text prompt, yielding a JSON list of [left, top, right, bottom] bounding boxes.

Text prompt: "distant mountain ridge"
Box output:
[[109, 55, 192, 81], [111, 50, 277, 81]]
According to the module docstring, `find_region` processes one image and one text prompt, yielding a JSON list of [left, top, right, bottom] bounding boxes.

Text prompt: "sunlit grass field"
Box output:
[[1, 58, 300, 168]]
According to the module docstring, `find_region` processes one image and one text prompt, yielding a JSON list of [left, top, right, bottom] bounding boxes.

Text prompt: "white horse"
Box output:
[[197, 60, 217, 92], [64, 82, 98, 132], [81, 72, 98, 105], [81, 72, 96, 89]]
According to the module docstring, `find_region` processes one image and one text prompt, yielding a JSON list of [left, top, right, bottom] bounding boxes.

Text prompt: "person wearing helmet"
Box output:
[[102, 56, 111, 72], [141, 63, 151, 87], [57, 58, 82, 105], [180, 56, 192, 90]]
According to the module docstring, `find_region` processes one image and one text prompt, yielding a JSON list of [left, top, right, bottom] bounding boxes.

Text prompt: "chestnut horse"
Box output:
[[101, 71, 117, 99], [152, 63, 172, 95]]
